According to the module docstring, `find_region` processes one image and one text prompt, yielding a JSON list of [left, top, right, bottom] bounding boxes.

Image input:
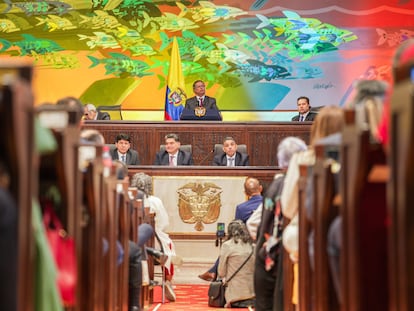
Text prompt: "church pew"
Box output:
[[340, 110, 388, 311], [298, 164, 312, 311], [0, 63, 35, 311], [82, 121, 311, 166], [36, 103, 84, 311], [311, 144, 340, 311], [81, 151, 106, 311], [282, 218, 295, 311], [388, 61, 414, 311]]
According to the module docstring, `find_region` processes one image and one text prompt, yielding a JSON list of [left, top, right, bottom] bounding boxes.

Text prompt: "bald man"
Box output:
[[235, 177, 263, 223]]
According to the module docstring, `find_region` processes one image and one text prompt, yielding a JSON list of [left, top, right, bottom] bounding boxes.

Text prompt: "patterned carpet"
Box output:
[[148, 284, 253, 311]]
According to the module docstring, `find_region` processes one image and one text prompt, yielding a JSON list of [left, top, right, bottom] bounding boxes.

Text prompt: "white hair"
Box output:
[[277, 137, 308, 168], [85, 103, 97, 112]]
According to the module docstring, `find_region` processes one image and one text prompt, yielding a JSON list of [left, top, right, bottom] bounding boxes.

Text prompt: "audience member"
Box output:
[[154, 133, 193, 166], [291, 96, 318, 122], [213, 136, 249, 166], [253, 137, 307, 311], [110, 133, 140, 165], [84, 103, 110, 120], [128, 223, 156, 311], [198, 177, 262, 282], [235, 177, 263, 223], [282, 106, 345, 306], [130, 172, 177, 302], [185, 79, 221, 112], [218, 219, 255, 308]]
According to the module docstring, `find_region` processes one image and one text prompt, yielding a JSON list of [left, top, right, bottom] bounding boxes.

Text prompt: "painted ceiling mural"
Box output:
[[0, 0, 413, 118]]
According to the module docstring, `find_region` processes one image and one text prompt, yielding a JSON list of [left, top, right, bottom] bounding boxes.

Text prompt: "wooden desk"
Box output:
[[82, 121, 312, 166]]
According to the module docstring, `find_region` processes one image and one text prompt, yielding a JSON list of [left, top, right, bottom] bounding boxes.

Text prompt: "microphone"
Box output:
[[199, 149, 214, 165]]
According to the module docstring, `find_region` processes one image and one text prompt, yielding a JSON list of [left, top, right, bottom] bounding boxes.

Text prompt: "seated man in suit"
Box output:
[[84, 103, 111, 120], [213, 136, 249, 166], [291, 96, 318, 122], [110, 133, 140, 165], [154, 133, 193, 166], [184, 79, 221, 113]]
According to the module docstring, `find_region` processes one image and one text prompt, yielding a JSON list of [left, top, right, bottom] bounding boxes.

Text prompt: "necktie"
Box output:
[[228, 158, 234, 167], [121, 155, 126, 163], [169, 155, 175, 166], [300, 115, 304, 122], [199, 97, 203, 107]]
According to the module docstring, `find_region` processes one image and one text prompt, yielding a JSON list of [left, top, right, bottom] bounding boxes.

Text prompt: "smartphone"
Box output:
[[216, 222, 225, 238]]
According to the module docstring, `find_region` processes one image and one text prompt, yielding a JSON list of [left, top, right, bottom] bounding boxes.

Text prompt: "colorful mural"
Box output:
[[0, 0, 413, 119]]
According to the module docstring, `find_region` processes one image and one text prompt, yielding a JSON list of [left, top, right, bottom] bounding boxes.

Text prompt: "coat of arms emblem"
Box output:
[[177, 182, 223, 231]]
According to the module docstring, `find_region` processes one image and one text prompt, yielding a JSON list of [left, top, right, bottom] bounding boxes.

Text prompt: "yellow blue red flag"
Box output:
[[164, 37, 187, 120]]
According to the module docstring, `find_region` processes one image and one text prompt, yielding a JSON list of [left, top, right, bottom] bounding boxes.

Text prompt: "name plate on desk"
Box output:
[[180, 107, 222, 121]]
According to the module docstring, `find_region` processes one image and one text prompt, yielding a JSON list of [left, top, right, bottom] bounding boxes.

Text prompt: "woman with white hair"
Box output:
[[130, 172, 177, 302]]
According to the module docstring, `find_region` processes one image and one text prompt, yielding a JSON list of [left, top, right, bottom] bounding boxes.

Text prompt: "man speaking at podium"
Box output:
[[181, 80, 222, 120]]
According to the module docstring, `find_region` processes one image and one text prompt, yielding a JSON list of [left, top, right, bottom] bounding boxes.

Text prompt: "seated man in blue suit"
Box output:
[[154, 133, 193, 166], [213, 136, 249, 166], [235, 177, 263, 223]]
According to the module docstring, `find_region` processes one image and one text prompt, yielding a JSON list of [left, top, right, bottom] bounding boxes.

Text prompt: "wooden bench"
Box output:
[[0, 62, 35, 311], [388, 61, 414, 311], [340, 110, 388, 311], [311, 144, 340, 311]]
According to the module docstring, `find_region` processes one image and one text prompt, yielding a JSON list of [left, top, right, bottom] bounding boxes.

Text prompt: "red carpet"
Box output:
[[148, 284, 253, 310]]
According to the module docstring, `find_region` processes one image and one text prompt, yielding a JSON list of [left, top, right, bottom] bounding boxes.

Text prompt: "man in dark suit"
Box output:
[[110, 133, 140, 165], [213, 136, 249, 166], [235, 177, 263, 223], [154, 133, 193, 166], [84, 103, 110, 120], [291, 96, 318, 121], [184, 79, 221, 112]]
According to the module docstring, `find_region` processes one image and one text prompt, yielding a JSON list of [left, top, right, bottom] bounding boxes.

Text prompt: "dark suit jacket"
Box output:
[[110, 148, 140, 165], [97, 111, 110, 120], [185, 96, 219, 111], [154, 150, 194, 166], [292, 111, 318, 121], [235, 194, 263, 223], [212, 151, 249, 166]]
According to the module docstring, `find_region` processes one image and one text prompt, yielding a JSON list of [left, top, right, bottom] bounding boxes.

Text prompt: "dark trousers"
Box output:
[[129, 241, 143, 311], [254, 252, 283, 311]]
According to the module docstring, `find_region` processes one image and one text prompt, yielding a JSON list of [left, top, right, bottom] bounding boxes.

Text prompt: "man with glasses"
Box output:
[[84, 103, 111, 120]]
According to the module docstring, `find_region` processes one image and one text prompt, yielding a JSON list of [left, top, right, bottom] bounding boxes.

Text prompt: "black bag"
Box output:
[[208, 280, 226, 307]]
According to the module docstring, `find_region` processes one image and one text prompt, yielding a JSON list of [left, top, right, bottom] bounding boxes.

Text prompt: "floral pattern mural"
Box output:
[[0, 0, 413, 117]]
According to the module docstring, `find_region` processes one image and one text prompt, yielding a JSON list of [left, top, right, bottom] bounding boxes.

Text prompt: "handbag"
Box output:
[[208, 247, 254, 308], [208, 279, 226, 307], [43, 205, 77, 306]]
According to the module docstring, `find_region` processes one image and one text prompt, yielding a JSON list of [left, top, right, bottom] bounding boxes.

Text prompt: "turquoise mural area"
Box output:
[[0, 0, 413, 113]]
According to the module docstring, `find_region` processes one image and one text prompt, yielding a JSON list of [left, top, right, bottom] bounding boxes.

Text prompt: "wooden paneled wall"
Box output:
[[82, 121, 312, 166]]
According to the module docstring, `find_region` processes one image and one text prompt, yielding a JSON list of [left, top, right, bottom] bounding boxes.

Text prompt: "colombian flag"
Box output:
[[164, 37, 187, 120]]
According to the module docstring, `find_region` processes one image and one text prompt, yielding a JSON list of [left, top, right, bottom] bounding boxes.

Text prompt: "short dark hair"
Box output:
[[165, 133, 180, 142], [297, 96, 310, 105], [115, 133, 131, 143], [222, 136, 236, 144], [192, 80, 204, 88]]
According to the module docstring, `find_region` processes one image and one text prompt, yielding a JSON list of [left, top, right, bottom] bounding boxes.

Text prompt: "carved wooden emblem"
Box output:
[[177, 182, 222, 231]]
